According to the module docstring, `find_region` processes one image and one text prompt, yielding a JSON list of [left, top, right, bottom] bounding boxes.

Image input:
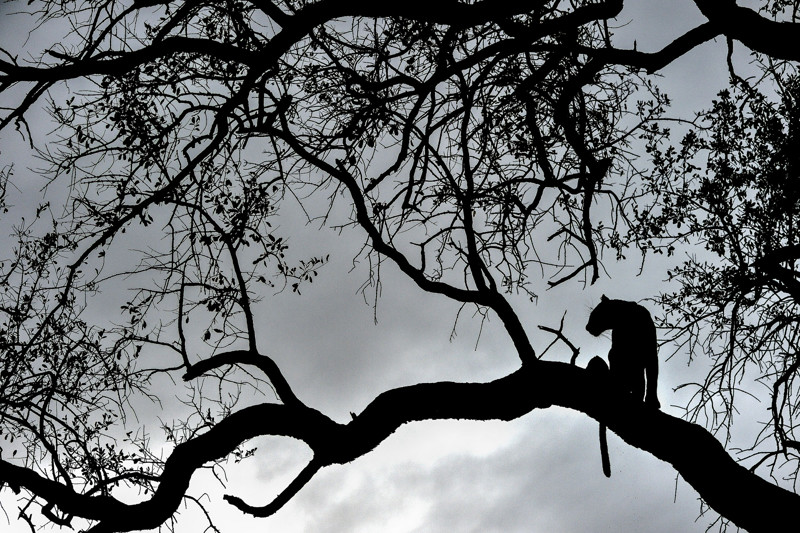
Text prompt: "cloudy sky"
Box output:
[[0, 1, 759, 532]]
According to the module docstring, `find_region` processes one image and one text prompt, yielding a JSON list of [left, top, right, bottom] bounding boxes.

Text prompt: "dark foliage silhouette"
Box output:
[[0, 1, 800, 532]]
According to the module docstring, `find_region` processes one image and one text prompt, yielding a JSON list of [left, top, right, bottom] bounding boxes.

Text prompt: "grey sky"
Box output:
[[0, 0, 765, 531]]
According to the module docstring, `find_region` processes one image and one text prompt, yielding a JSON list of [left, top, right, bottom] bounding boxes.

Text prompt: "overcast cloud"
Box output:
[[0, 0, 758, 531]]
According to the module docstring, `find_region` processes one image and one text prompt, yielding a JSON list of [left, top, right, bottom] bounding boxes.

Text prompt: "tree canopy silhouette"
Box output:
[[1, 1, 800, 531]]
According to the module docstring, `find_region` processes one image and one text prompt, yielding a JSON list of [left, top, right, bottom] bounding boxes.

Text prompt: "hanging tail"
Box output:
[[600, 422, 610, 477]]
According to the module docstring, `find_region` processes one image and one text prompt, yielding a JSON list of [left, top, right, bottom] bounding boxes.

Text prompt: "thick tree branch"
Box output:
[[694, 0, 800, 62], [2, 359, 794, 532], [588, 22, 721, 73], [0, 37, 255, 82], [2, 2, 798, 532]]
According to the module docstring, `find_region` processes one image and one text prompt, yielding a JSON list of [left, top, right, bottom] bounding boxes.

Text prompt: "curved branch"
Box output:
[[269, 117, 540, 362], [694, 0, 800, 62], [0, 37, 255, 83], [589, 22, 721, 74], [223, 457, 322, 517], [183, 349, 300, 406], [550, 59, 607, 285], [267, 120, 487, 307], [2, 359, 796, 532]]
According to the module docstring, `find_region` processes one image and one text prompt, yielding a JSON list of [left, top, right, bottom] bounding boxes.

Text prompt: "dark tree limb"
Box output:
[[264, 118, 539, 364], [694, 0, 800, 62], [538, 312, 581, 364], [183, 349, 301, 406], [223, 457, 322, 517], [3, 359, 796, 533], [1, 2, 798, 532], [0, 37, 256, 82], [587, 22, 721, 73]]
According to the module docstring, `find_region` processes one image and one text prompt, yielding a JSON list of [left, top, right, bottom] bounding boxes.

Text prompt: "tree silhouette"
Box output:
[[1, 1, 800, 531]]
